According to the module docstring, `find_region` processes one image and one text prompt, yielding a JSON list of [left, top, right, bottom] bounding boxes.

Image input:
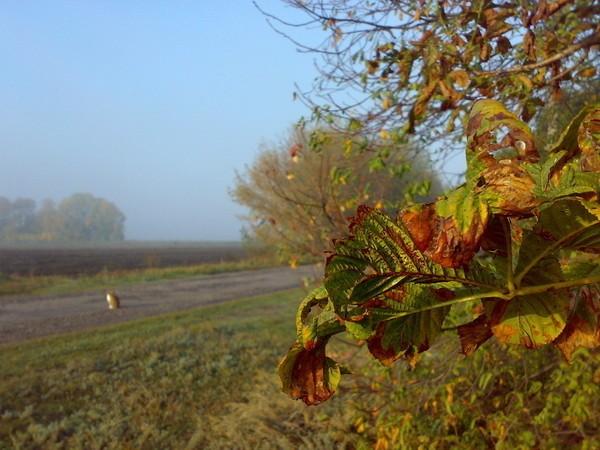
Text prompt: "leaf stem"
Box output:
[[510, 275, 600, 298], [514, 220, 600, 287], [500, 216, 515, 293], [382, 290, 508, 320], [381, 274, 600, 321]]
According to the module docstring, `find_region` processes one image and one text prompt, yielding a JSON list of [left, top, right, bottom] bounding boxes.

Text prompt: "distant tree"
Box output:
[[0, 197, 11, 236], [535, 79, 600, 151], [0, 197, 37, 240], [0, 194, 126, 242], [36, 199, 61, 240], [231, 128, 442, 261], [56, 193, 125, 242]]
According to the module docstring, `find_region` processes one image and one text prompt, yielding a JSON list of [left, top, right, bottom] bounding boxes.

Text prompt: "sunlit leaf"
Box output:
[[366, 284, 451, 365], [402, 186, 489, 267], [553, 283, 600, 361], [537, 199, 600, 253], [490, 232, 570, 348]]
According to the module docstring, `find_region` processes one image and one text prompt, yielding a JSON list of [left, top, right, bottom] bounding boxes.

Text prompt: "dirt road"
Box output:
[[0, 265, 319, 345]]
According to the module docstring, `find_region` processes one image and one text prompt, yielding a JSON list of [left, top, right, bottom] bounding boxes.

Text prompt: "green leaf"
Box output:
[[325, 206, 479, 312], [366, 284, 451, 365], [489, 232, 570, 348], [344, 319, 375, 340], [348, 118, 363, 132], [537, 199, 600, 253], [325, 206, 429, 310], [488, 290, 570, 348], [548, 103, 598, 156], [295, 287, 329, 349]]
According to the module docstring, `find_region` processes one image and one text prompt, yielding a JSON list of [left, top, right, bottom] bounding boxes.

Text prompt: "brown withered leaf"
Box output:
[[466, 100, 538, 166], [401, 186, 490, 268], [523, 30, 536, 61], [367, 322, 405, 366], [496, 36, 512, 54], [278, 339, 341, 405], [479, 162, 539, 215], [399, 204, 435, 252], [553, 286, 600, 362], [458, 314, 493, 356], [480, 215, 523, 256], [438, 79, 462, 103], [410, 78, 439, 123], [480, 215, 508, 256], [479, 42, 492, 62]]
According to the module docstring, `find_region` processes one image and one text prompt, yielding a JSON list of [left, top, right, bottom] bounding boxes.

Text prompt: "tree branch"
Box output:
[[475, 32, 600, 78]]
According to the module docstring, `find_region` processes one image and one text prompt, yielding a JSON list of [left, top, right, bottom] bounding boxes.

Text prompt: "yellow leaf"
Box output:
[[382, 96, 393, 110], [379, 129, 391, 140], [578, 67, 596, 78], [515, 74, 533, 91], [344, 139, 353, 156], [449, 70, 470, 88]]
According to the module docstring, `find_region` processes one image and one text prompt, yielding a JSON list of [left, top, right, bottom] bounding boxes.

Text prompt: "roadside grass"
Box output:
[[1, 287, 597, 449], [0, 288, 353, 449], [0, 257, 280, 297]]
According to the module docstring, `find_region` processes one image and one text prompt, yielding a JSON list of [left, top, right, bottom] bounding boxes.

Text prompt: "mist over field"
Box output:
[[0, 2, 315, 242]]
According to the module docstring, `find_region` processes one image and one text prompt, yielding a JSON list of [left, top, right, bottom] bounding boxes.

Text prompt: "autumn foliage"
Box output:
[[279, 100, 599, 405], [265, 0, 599, 156]]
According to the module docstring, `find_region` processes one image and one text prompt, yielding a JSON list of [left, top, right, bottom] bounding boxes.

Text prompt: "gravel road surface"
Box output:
[[0, 265, 318, 345]]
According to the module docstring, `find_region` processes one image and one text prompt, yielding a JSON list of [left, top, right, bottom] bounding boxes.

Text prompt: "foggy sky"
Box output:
[[0, 2, 317, 240]]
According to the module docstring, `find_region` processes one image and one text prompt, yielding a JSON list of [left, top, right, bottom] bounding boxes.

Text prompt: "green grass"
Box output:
[[0, 288, 352, 449], [1, 287, 597, 449], [0, 258, 280, 297]]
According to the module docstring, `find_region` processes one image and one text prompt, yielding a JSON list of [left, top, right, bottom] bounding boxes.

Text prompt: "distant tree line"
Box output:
[[0, 193, 125, 242]]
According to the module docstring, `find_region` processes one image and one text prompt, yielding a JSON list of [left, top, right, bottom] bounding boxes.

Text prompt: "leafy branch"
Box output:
[[279, 100, 600, 405], [383, 274, 600, 321]]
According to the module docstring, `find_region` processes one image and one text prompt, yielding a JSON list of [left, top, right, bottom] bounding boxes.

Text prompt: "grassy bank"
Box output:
[[0, 289, 353, 449], [0, 257, 280, 297], [1, 288, 597, 449]]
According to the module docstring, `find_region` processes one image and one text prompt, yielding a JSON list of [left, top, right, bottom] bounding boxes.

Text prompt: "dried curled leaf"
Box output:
[[458, 314, 493, 356], [296, 287, 329, 350], [401, 186, 489, 267], [278, 340, 341, 406], [553, 284, 600, 361], [466, 100, 538, 166], [466, 99, 540, 215]]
